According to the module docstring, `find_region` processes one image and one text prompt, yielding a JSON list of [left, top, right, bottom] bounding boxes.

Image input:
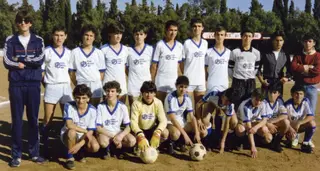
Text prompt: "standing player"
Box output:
[[41, 26, 73, 158], [182, 18, 208, 106], [228, 29, 260, 109], [165, 76, 201, 154], [61, 84, 99, 169], [264, 82, 290, 152], [69, 25, 105, 107], [131, 81, 169, 153], [101, 22, 129, 103], [291, 34, 320, 114], [96, 81, 136, 159], [235, 89, 272, 158], [3, 9, 46, 167], [258, 30, 291, 95], [151, 20, 184, 103], [195, 88, 237, 153], [285, 85, 316, 153], [127, 24, 153, 106]]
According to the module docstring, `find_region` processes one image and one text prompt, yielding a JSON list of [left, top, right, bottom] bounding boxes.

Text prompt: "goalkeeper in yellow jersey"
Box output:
[[131, 81, 169, 153]]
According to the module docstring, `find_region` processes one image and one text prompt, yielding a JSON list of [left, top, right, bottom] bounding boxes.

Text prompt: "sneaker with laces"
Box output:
[[9, 158, 21, 167], [31, 156, 47, 164], [65, 160, 75, 170]]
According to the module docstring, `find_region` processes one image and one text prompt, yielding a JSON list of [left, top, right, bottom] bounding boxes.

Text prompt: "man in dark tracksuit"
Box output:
[[3, 10, 46, 167]]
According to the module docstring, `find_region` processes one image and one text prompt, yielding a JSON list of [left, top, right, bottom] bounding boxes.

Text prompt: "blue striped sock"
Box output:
[[303, 126, 316, 142]]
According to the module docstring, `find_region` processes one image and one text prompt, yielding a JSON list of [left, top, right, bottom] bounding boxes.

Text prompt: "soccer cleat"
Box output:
[[301, 142, 313, 153], [65, 160, 75, 170], [291, 134, 299, 147], [167, 142, 175, 155], [9, 158, 21, 167], [309, 140, 315, 148], [31, 156, 47, 164]]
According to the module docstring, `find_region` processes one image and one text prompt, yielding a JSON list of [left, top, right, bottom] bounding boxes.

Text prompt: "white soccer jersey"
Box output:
[[61, 102, 97, 135], [69, 47, 106, 83], [100, 44, 128, 92], [285, 98, 314, 121], [237, 98, 268, 123], [205, 47, 231, 92], [183, 39, 208, 86], [164, 91, 193, 127], [127, 44, 153, 96], [264, 97, 287, 119], [202, 91, 235, 117], [228, 47, 260, 80], [42, 46, 71, 84], [96, 101, 130, 134], [152, 40, 184, 90]]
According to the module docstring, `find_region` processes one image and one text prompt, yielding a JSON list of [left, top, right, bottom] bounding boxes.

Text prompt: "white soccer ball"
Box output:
[[140, 147, 158, 164], [189, 143, 206, 161]]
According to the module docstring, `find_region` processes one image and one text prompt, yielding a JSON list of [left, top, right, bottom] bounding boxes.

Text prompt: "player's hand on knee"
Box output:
[[113, 134, 124, 146], [267, 123, 277, 134], [150, 129, 161, 148], [248, 127, 257, 134], [137, 133, 149, 151], [69, 143, 83, 154]]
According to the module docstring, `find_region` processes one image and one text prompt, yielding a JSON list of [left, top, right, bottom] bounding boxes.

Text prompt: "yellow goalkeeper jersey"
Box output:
[[130, 97, 167, 134]]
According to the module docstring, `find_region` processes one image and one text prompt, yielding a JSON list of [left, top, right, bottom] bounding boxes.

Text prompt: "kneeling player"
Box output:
[[165, 76, 201, 154], [61, 84, 100, 170], [285, 85, 316, 153], [235, 88, 272, 158], [96, 81, 136, 159], [196, 88, 237, 153], [131, 81, 169, 153], [264, 82, 290, 152]]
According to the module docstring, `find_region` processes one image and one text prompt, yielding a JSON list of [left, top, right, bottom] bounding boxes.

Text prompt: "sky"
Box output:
[[7, 0, 314, 13]]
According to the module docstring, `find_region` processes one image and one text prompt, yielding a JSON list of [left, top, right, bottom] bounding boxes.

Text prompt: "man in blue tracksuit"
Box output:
[[3, 9, 46, 167]]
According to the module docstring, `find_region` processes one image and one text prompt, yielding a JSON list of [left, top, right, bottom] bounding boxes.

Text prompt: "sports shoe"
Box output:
[[309, 140, 315, 148], [291, 134, 299, 147], [9, 158, 21, 167], [31, 156, 47, 164], [301, 141, 313, 153], [65, 160, 75, 170], [167, 142, 175, 155]]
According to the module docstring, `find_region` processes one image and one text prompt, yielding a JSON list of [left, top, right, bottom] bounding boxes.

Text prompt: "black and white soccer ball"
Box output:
[[189, 143, 206, 161]]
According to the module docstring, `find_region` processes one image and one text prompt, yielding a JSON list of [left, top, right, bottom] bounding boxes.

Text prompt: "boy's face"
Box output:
[[82, 31, 95, 46], [16, 18, 32, 33], [176, 84, 188, 96], [165, 25, 178, 40], [241, 32, 253, 46], [192, 23, 203, 36], [272, 36, 284, 51], [251, 97, 262, 107], [142, 91, 156, 104], [52, 31, 67, 47], [268, 91, 280, 102], [105, 88, 119, 101], [303, 39, 316, 52], [134, 31, 147, 44], [215, 30, 226, 44], [110, 32, 123, 44], [292, 91, 305, 104], [75, 95, 89, 107]]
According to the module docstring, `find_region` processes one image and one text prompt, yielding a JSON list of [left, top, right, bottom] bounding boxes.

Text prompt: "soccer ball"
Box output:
[[140, 147, 158, 164], [189, 143, 206, 161]]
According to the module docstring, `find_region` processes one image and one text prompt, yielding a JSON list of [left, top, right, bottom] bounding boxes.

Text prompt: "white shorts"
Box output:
[[78, 80, 103, 98], [44, 83, 73, 104], [155, 76, 176, 93], [60, 130, 84, 145], [187, 85, 206, 92]]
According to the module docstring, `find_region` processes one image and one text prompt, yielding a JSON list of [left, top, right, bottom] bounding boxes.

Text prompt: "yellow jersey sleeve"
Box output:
[[130, 100, 143, 134]]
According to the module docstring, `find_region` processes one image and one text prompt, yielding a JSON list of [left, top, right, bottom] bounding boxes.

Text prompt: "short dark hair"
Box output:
[[103, 81, 122, 94], [215, 25, 227, 34], [190, 18, 204, 27], [268, 81, 282, 94], [302, 33, 316, 43], [241, 28, 254, 37], [165, 20, 179, 30], [290, 85, 306, 94], [222, 88, 234, 103], [271, 30, 285, 41], [108, 22, 125, 34], [52, 25, 67, 34], [175, 75, 189, 86], [73, 84, 92, 98], [140, 81, 157, 93], [80, 24, 98, 37], [133, 24, 148, 34], [15, 9, 33, 24], [251, 88, 265, 101]]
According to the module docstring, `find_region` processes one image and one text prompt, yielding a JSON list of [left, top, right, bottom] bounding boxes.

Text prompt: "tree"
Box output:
[[201, 0, 220, 14], [220, 0, 227, 14], [109, 0, 118, 19], [150, 1, 156, 14], [289, 0, 295, 17], [272, 0, 284, 18], [131, 0, 137, 6], [314, 0, 320, 21], [250, 0, 263, 14], [305, 0, 312, 14], [141, 0, 149, 13]]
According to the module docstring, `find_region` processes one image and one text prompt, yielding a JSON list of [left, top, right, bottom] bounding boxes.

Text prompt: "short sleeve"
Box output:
[[239, 106, 250, 123], [164, 95, 175, 114], [225, 104, 234, 117], [63, 103, 73, 120], [88, 108, 97, 130], [96, 104, 103, 126], [69, 50, 76, 71], [152, 42, 161, 63], [97, 50, 106, 72]]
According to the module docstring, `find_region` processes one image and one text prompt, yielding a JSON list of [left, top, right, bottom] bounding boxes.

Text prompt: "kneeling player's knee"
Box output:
[[161, 129, 169, 141], [264, 133, 273, 144], [310, 120, 316, 127], [67, 129, 77, 139], [170, 129, 181, 141], [200, 129, 208, 138], [235, 124, 245, 137], [127, 136, 137, 147], [89, 142, 100, 153], [99, 141, 110, 148]]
